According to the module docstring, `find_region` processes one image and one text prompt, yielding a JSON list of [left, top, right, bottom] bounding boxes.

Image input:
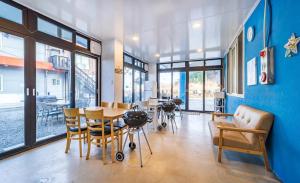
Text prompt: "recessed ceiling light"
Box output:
[[192, 22, 202, 29], [155, 53, 160, 57], [132, 35, 139, 41], [197, 48, 203, 53]]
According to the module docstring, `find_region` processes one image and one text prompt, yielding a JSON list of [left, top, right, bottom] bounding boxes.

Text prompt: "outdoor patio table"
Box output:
[[79, 107, 127, 163]]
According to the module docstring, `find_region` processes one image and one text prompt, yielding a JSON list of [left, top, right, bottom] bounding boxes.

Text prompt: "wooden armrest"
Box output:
[[212, 112, 234, 120], [217, 125, 267, 134]]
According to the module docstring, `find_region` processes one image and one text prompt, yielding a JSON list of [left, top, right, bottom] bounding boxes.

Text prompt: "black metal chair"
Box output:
[[116, 111, 152, 167], [161, 102, 177, 134], [172, 98, 183, 119]]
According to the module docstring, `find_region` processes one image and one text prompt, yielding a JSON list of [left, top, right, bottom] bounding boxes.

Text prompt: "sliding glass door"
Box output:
[[158, 61, 222, 112], [0, 32, 25, 153], [134, 70, 141, 102], [124, 66, 133, 103], [35, 42, 71, 141], [159, 72, 172, 99], [75, 54, 97, 108], [188, 71, 204, 111], [205, 70, 221, 111]]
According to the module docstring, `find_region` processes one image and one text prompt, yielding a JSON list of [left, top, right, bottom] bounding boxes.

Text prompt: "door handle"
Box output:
[[32, 88, 36, 96], [26, 88, 30, 96]]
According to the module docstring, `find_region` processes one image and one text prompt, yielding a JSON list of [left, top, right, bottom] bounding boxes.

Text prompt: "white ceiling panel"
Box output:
[[14, 0, 257, 62]]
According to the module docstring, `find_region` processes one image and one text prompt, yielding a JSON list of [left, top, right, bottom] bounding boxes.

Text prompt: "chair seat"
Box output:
[[90, 126, 119, 136], [208, 120, 257, 150], [69, 125, 87, 132]]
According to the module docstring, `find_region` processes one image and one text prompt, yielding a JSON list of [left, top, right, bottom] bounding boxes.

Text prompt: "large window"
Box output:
[[0, 0, 101, 157], [75, 54, 97, 108], [36, 43, 71, 141], [227, 31, 244, 95], [158, 60, 222, 112], [123, 54, 148, 103], [0, 31, 25, 153]]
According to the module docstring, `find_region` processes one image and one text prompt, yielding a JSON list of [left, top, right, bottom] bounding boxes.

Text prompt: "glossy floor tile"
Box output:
[[0, 113, 279, 183]]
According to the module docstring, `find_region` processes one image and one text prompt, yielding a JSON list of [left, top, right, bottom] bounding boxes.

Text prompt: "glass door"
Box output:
[[159, 72, 172, 99], [75, 54, 97, 107], [35, 42, 71, 141], [205, 70, 221, 111], [134, 70, 141, 102], [188, 71, 203, 111], [173, 71, 186, 109], [124, 66, 133, 103], [0, 31, 25, 153]]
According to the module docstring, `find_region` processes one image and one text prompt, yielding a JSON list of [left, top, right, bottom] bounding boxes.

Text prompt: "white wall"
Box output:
[[101, 39, 123, 102]]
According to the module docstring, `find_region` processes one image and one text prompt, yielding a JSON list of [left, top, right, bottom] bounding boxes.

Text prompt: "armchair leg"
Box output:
[[259, 136, 271, 171], [218, 130, 223, 163]]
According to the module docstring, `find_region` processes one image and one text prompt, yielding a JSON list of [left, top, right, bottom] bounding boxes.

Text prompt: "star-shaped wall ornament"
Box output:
[[284, 33, 300, 57]]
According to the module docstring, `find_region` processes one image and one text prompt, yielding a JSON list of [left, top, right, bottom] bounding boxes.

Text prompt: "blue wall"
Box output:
[[224, 0, 300, 182]]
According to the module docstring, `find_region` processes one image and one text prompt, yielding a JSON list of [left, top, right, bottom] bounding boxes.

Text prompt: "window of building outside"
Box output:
[[227, 31, 244, 95]]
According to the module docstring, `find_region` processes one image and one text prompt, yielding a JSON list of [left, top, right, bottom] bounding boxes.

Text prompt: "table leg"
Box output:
[[110, 117, 115, 163], [153, 106, 158, 131]]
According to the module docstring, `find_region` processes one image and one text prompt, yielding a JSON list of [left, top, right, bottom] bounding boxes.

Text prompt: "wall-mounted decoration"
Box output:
[[284, 33, 300, 57], [247, 26, 255, 42], [247, 57, 257, 86], [115, 68, 123, 74]]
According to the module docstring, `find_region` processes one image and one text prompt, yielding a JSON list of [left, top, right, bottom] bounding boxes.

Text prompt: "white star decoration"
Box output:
[[284, 33, 300, 57]]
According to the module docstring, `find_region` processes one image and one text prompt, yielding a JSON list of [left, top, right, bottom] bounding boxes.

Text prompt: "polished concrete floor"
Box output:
[[0, 113, 279, 183]]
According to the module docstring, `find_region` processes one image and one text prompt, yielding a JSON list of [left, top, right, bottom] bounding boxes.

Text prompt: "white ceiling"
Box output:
[[14, 0, 257, 62]]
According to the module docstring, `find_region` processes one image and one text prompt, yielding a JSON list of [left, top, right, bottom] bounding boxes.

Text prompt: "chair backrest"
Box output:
[[63, 108, 81, 131], [233, 105, 274, 145], [117, 102, 132, 110], [84, 109, 105, 134], [100, 101, 113, 108]]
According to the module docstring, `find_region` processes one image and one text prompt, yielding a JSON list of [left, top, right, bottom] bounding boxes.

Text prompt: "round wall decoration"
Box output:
[[247, 26, 255, 42]]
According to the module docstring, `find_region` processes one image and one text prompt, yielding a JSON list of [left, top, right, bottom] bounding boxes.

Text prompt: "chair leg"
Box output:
[[137, 129, 143, 168], [102, 136, 106, 164], [83, 132, 86, 144], [170, 115, 175, 134], [78, 134, 82, 157], [259, 136, 271, 171], [141, 127, 152, 154], [86, 134, 91, 160], [218, 130, 223, 162], [65, 132, 71, 153]]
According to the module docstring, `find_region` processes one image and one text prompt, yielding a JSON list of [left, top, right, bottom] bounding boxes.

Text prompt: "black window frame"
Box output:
[[123, 52, 148, 103]]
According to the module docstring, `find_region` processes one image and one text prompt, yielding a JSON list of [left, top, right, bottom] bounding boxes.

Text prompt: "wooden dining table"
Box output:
[[79, 107, 128, 163]]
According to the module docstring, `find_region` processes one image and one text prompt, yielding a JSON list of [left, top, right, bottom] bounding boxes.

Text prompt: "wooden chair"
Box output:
[[100, 101, 113, 108], [116, 102, 132, 110], [63, 108, 87, 157], [84, 109, 119, 163]]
